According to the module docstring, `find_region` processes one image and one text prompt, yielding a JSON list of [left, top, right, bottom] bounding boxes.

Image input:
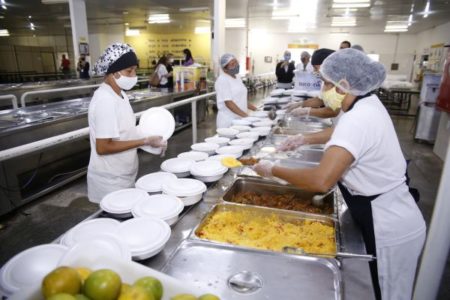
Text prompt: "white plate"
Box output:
[[253, 120, 274, 127], [190, 160, 228, 177], [191, 142, 220, 153], [62, 218, 121, 247], [232, 119, 252, 126], [270, 88, 285, 96], [0, 244, 68, 295], [162, 178, 207, 197], [292, 89, 308, 96], [177, 151, 209, 161], [277, 97, 290, 104], [231, 125, 251, 132], [242, 116, 261, 123], [161, 158, 195, 174], [250, 126, 272, 136], [207, 154, 239, 161], [100, 188, 150, 214], [204, 136, 230, 146], [263, 97, 278, 105], [282, 89, 294, 95], [118, 217, 171, 255], [250, 111, 269, 118], [229, 138, 255, 150], [216, 127, 239, 138], [236, 131, 260, 141], [216, 145, 245, 157], [140, 145, 164, 155], [135, 172, 178, 193], [137, 107, 175, 140], [132, 194, 184, 224]]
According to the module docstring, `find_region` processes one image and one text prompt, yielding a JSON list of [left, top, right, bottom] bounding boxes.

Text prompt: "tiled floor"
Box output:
[[0, 92, 448, 299]]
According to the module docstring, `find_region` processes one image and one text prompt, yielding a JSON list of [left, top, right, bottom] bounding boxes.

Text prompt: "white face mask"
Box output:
[[114, 72, 137, 90]]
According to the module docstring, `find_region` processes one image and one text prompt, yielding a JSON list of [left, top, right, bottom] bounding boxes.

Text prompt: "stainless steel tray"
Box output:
[[162, 240, 343, 300], [222, 177, 336, 216], [190, 203, 340, 256]]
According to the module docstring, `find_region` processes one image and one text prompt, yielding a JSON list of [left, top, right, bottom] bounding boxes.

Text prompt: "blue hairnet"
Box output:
[[320, 48, 386, 96], [220, 53, 236, 68]]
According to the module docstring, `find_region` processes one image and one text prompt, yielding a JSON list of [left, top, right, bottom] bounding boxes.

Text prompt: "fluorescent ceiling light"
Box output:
[[225, 18, 246, 28], [194, 26, 209, 34], [408, 14, 413, 25], [423, 1, 430, 18], [0, 29, 9, 36], [333, 0, 369, 2], [384, 28, 408, 32], [41, 0, 68, 4], [179, 6, 208, 12], [331, 23, 356, 27], [332, 3, 370, 8], [385, 25, 408, 29], [125, 29, 140, 36], [332, 16, 356, 26], [148, 14, 170, 24]]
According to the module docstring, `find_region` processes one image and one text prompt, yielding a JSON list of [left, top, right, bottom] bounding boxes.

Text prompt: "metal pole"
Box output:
[[0, 94, 18, 109], [413, 140, 450, 300], [191, 100, 197, 144]]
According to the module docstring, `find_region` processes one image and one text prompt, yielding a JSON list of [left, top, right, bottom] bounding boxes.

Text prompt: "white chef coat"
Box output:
[[87, 83, 139, 203], [215, 73, 248, 128], [295, 62, 314, 73], [156, 64, 168, 85], [325, 94, 426, 300]]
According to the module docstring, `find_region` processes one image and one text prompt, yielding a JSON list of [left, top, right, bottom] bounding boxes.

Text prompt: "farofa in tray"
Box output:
[[196, 210, 336, 254]]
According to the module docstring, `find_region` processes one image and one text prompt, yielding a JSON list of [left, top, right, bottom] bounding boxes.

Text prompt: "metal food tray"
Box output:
[[222, 177, 336, 216], [162, 240, 343, 300], [190, 203, 340, 257]]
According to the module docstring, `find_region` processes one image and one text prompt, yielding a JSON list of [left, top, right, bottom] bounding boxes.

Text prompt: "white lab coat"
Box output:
[[215, 73, 248, 128], [87, 83, 139, 203]]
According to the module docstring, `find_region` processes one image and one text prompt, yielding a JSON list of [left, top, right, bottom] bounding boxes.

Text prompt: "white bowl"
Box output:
[[132, 194, 184, 226], [190, 160, 228, 183], [231, 125, 251, 132], [216, 127, 239, 138], [232, 119, 252, 126], [161, 158, 195, 178], [263, 97, 278, 105], [135, 171, 178, 194], [207, 154, 239, 161], [277, 97, 291, 104], [242, 116, 261, 123], [62, 218, 121, 248], [190, 142, 220, 155], [100, 188, 150, 217], [250, 111, 269, 118], [204, 136, 230, 147], [162, 178, 207, 206], [216, 145, 246, 158], [118, 217, 171, 260], [250, 126, 272, 136], [292, 89, 308, 96], [177, 151, 209, 161], [236, 131, 260, 141], [270, 88, 285, 96], [282, 89, 294, 96], [253, 120, 274, 127], [229, 138, 255, 150], [0, 244, 68, 296]]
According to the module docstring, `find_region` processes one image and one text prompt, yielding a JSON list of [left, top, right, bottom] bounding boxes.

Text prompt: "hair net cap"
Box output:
[[351, 44, 365, 52], [220, 53, 236, 68], [311, 48, 335, 66], [301, 51, 311, 58], [320, 48, 386, 96], [94, 43, 136, 75]]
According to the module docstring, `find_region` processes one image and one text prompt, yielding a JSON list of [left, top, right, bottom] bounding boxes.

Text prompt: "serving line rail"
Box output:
[[0, 94, 18, 110], [0, 92, 216, 163]]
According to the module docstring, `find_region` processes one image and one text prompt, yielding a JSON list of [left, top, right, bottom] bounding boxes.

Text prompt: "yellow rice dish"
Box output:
[[196, 210, 336, 255]]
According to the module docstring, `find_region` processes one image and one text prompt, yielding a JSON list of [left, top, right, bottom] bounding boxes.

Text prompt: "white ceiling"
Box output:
[[0, 0, 449, 36]]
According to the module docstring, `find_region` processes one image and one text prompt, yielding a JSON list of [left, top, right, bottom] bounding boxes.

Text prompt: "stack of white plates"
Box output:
[[137, 107, 175, 154], [207, 154, 238, 161], [135, 172, 178, 194], [242, 116, 261, 123], [161, 158, 195, 177], [232, 119, 252, 126], [229, 138, 255, 150], [190, 160, 228, 182], [250, 111, 269, 118], [162, 178, 207, 206], [283, 89, 294, 96], [231, 125, 251, 132], [216, 145, 246, 158], [217, 128, 239, 138], [177, 151, 209, 161], [118, 217, 171, 260], [132, 194, 184, 226], [236, 131, 260, 141], [270, 88, 285, 96], [190, 142, 220, 155], [204, 136, 230, 146], [100, 188, 150, 217], [277, 97, 291, 104], [0, 244, 68, 297], [61, 218, 121, 247], [263, 97, 278, 105], [253, 120, 274, 127], [250, 126, 272, 136]]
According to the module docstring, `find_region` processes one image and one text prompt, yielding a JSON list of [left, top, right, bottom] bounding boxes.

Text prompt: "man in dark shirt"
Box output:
[[275, 50, 295, 89]]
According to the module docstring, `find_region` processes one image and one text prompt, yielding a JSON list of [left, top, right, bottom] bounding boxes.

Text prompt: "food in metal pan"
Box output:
[[237, 156, 260, 166]]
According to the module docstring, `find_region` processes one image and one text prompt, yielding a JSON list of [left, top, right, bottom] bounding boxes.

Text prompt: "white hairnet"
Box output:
[[320, 48, 386, 96], [301, 51, 311, 59], [351, 44, 364, 52], [220, 53, 236, 68]]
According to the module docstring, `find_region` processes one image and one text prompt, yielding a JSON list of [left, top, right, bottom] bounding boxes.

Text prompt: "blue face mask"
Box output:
[[284, 55, 291, 61], [227, 64, 240, 75]]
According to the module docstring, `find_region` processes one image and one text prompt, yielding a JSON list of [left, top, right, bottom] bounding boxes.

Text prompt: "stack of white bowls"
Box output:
[[100, 188, 150, 217], [136, 172, 178, 194], [207, 154, 237, 161], [162, 178, 207, 206], [216, 145, 246, 158], [61, 218, 121, 248], [231, 125, 251, 133], [253, 119, 274, 127], [132, 194, 184, 226], [177, 151, 209, 161], [190, 142, 220, 155], [189, 160, 228, 182], [160, 158, 195, 177], [236, 131, 260, 141], [242, 116, 261, 123], [229, 138, 255, 150], [204, 136, 230, 147], [117, 217, 171, 260], [250, 126, 272, 136], [217, 128, 239, 139], [250, 110, 269, 118], [232, 119, 252, 126]]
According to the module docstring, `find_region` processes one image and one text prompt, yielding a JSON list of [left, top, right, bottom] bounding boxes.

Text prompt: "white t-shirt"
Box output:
[[215, 73, 248, 127], [87, 83, 139, 201], [157, 64, 168, 85], [325, 95, 407, 196]]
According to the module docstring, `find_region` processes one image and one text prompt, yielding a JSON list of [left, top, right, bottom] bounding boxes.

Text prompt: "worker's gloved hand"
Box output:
[[253, 160, 275, 177], [286, 101, 303, 113], [143, 136, 165, 148], [160, 140, 168, 157], [291, 107, 311, 117], [277, 134, 305, 152]]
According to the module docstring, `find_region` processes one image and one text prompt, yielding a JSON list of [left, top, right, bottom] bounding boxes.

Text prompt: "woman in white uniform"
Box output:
[[215, 53, 256, 128], [87, 43, 167, 203], [254, 49, 426, 300]]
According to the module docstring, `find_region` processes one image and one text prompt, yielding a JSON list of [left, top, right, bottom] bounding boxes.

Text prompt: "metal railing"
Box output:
[[0, 94, 18, 109], [0, 92, 216, 162], [19, 79, 149, 107]]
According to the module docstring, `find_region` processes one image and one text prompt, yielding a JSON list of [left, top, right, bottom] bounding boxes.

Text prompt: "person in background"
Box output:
[[166, 53, 174, 89], [215, 53, 257, 128], [182, 49, 194, 66], [60, 54, 71, 78], [295, 51, 313, 72], [275, 50, 295, 89], [352, 44, 365, 52], [155, 55, 173, 89], [77, 56, 90, 79], [339, 40, 351, 49], [77, 56, 84, 78], [88, 43, 167, 203], [254, 49, 426, 300]]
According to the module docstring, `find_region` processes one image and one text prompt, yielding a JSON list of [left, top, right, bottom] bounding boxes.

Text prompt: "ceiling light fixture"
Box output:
[[332, 3, 370, 8], [41, 0, 68, 4], [0, 29, 9, 36], [333, 0, 369, 3], [332, 16, 356, 26], [225, 18, 246, 28], [125, 28, 140, 36], [148, 14, 170, 24], [423, 1, 430, 18], [179, 6, 209, 12], [408, 14, 413, 25], [384, 28, 408, 32], [194, 26, 209, 34]]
